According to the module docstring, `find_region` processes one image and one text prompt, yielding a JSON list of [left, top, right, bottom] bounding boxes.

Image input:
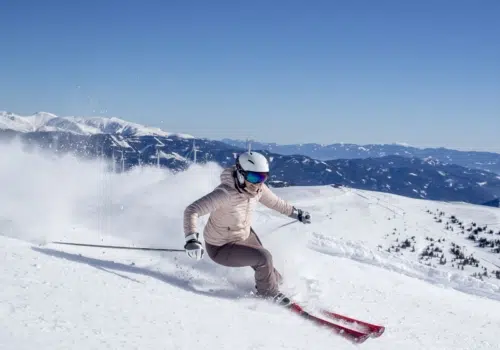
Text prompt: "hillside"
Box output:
[[1, 146, 500, 349], [1, 130, 499, 206], [222, 139, 500, 175], [0, 111, 194, 138], [1, 111, 499, 205]]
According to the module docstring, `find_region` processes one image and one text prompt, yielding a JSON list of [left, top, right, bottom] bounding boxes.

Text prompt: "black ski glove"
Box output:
[[290, 207, 311, 224]]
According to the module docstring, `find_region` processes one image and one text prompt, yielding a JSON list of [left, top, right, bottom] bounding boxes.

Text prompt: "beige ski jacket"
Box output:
[[183, 167, 294, 246]]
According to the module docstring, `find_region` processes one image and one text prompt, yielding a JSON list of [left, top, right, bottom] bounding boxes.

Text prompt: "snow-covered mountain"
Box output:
[[1, 153, 500, 349], [0, 111, 194, 138], [222, 139, 500, 175], [1, 111, 499, 205], [263, 152, 500, 204], [0, 128, 499, 205]]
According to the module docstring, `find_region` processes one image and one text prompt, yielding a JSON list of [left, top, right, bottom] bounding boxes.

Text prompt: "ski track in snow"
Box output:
[[308, 232, 500, 302], [1, 142, 500, 349]]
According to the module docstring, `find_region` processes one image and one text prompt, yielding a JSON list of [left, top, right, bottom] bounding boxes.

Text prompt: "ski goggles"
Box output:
[[245, 171, 269, 184]]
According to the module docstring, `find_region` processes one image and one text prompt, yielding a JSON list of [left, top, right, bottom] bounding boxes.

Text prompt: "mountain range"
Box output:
[[0, 111, 194, 139], [222, 139, 500, 175], [1, 111, 499, 206]]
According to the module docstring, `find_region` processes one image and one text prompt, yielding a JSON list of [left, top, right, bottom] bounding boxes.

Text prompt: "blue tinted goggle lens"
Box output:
[[246, 171, 268, 184]]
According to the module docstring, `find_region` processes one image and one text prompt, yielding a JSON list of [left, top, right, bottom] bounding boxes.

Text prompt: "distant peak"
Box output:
[[0, 111, 194, 138], [32, 111, 58, 117]]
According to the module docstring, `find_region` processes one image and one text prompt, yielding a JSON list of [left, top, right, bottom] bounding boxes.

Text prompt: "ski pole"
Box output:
[[51, 241, 184, 252], [276, 220, 299, 229]]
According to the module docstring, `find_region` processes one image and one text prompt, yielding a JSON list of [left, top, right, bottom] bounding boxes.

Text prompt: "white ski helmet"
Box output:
[[236, 151, 270, 184]]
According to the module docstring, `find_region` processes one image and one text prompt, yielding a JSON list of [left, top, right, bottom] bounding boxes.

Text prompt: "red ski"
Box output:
[[287, 302, 372, 344], [320, 309, 385, 337]]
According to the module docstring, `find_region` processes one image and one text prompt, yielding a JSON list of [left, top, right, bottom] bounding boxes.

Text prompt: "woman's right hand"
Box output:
[[184, 232, 204, 260]]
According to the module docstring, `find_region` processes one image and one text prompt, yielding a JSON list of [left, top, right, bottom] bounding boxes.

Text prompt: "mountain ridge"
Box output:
[[1, 111, 499, 206], [1, 128, 499, 206], [0, 111, 194, 139], [221, 138, 500, 175]]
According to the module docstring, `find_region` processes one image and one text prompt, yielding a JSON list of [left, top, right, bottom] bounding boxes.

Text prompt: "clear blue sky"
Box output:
[[1, 0, 499, 151]]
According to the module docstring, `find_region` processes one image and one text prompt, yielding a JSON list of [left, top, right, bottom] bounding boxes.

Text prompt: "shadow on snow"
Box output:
[[32, 246, 250, 301]]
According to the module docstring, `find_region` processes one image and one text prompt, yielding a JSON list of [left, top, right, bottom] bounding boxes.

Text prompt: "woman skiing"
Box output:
[[183, 151, 311, 305]]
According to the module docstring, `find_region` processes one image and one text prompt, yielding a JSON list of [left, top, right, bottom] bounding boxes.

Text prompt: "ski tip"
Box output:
[[353, 334, 370, 344], [369, 327, 385, 337]]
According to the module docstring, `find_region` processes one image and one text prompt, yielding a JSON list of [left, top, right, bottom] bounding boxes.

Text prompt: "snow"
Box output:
[[0, 111, 194, 138], [158, 150, 187, 161], [1, 141, 500, 349], [109, 135, 135, 149], [0, 111, 39, 132]]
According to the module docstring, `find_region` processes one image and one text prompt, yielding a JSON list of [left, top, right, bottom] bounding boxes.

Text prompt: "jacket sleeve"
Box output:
[[258, 184, 294, 216], [183, 186, 231, 237]]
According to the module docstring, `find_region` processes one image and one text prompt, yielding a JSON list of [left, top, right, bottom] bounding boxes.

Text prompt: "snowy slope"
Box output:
[[1, 142, 500, 349], [0, 111, 193, 138]]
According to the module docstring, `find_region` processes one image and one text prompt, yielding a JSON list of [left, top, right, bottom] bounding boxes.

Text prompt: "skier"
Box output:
[[183, 151, 311, 305]]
